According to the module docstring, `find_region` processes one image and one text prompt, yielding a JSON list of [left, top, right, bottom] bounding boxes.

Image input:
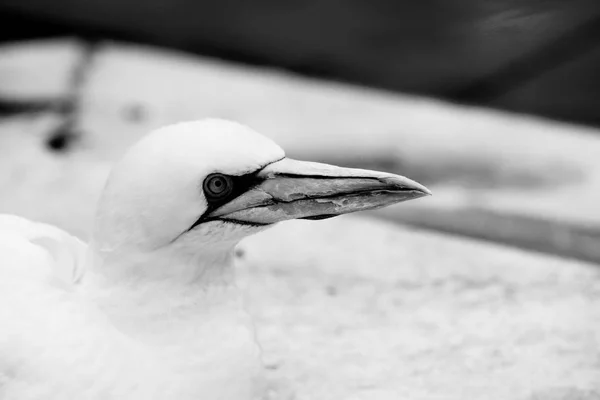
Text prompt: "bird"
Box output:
[[0, 119, 430, 400]]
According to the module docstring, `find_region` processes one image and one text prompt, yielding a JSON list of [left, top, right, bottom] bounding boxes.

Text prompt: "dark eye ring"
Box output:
[[204, 174, 233, 199]]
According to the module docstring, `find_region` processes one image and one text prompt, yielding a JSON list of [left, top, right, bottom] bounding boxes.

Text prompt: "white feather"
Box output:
[[0, 120, 276, 400], [0, 119, 415, 400]]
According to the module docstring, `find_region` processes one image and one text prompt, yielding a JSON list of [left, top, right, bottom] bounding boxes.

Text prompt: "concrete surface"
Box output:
[[241, 218, 600, 400], [0, 39, 599, 399]]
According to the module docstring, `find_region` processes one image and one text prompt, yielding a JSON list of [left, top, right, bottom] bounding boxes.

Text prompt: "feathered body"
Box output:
[[0, 119, 429, 399], [0, 215, 265, 400]]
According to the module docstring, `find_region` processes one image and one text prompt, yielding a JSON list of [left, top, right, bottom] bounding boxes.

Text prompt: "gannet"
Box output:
[[0, 119, 430, 400]]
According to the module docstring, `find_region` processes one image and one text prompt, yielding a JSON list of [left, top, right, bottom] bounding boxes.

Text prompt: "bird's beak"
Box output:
[[207, 158, 431, 225]]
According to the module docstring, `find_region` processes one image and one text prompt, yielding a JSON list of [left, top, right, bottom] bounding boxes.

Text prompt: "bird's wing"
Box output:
[[0, 216, 151, 399], [0, 215, 90, 397], [0, 214, 88, 286]]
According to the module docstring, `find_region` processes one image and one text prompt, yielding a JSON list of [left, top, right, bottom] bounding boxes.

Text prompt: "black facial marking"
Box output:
[[299, 214, 338, 221], [177, 156, 285, 236], [186, 171, 265, 232]]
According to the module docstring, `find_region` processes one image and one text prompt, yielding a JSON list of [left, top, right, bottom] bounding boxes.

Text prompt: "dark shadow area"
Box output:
[[0, 2, 600, 127]]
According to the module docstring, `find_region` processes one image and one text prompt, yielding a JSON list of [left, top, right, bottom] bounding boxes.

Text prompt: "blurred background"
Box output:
[[1, 2, 600, 398], [0, 1, 600, 261], [2, 0, 600, 124]]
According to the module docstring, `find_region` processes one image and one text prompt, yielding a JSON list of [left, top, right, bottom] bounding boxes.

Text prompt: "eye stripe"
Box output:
[[202, 172, 263, 208], [179, 156, 286, 237], [185, 171, 265, 232]]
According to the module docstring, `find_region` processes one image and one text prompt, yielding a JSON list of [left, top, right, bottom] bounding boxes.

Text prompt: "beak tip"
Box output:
[[420, 187, 433, 197], [411, 188, 432, 201], [382, 175, 431, 198]]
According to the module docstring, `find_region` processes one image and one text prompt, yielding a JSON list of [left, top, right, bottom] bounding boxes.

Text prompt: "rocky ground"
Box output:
[[1, 39, 599, 399]]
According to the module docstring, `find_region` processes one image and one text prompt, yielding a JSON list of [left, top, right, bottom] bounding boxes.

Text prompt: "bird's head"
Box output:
[[92, 119, 430, 275]]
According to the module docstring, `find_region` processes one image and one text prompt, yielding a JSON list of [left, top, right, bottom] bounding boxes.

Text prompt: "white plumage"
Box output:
[[0, 119, 429, 400]]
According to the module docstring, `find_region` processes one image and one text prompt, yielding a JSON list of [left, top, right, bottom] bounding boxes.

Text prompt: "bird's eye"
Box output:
[[204, 174, 233, 199]]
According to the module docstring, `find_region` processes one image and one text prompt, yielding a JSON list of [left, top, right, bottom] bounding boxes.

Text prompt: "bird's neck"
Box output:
[[90, 237, 239, 283], [82, 243, 266, 398], [84, 241, 250, 342]]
